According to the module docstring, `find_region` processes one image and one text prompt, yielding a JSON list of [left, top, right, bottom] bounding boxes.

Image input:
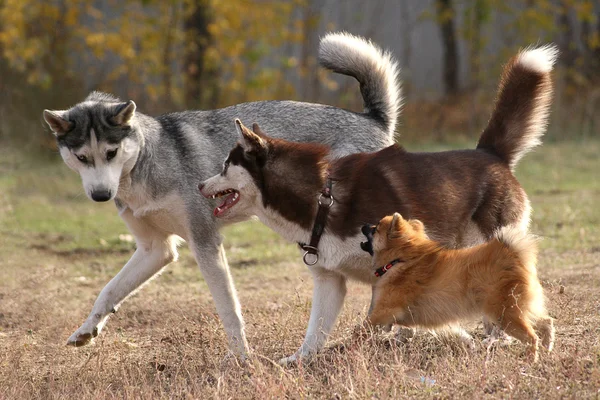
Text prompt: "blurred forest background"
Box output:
[[0, 0, 599, 149]]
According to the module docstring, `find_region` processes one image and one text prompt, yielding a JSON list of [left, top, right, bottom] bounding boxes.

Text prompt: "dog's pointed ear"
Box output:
[[410, 219, 424, 233], [252, 122, 266, 136], [43, 110, 73, 136], [235, 119, 266, 152], [110, 100, 136, 126], [388, 212, 404, 237]]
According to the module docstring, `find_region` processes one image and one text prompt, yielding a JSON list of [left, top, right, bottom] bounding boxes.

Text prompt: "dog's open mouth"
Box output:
[[208, 189, 240, 217]]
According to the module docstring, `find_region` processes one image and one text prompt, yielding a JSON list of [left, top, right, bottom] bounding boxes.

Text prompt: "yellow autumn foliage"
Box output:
[[0, 0, 305, 108]]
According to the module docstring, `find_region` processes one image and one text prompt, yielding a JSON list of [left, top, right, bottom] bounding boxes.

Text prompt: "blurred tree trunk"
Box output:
[[435, 0, 459, 96], [467, 0, 489, 91], [183, 0, 219, 109], [400, 0, 414, 92], [299, 0, 323, 102], [162, 1, 179, 109], [464, 0, 489, 135], [580, 8, 600, 83]]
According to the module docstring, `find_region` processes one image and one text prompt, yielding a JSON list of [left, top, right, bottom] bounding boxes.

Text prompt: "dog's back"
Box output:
[[331, 146, 526, 246]]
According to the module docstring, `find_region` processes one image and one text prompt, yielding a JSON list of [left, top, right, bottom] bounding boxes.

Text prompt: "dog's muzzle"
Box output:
[[360, 224, 375, 256]]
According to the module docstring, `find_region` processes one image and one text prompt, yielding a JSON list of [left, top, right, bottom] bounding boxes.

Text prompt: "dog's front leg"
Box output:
[[280, 267, 347, 365], [67, 209, 178, 346], [188, 235, 249, 359]]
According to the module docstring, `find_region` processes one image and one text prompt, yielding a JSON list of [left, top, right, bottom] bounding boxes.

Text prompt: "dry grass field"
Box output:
[[0, 140, 599, 399]]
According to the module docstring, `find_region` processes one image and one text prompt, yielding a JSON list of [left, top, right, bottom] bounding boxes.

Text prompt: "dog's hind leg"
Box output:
[[280, 267, 347, 365], [67, 208, 179, 347], [498, 311, 540, 362], [534, 316, 555, 352], [188, 228, 249, 359]]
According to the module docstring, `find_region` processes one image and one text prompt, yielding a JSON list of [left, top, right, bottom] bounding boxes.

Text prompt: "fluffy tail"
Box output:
[[318, 32, 402, 137], [477, 45, 558, 171], [495, 226, 547, 317], [495, 226, 539, 269]]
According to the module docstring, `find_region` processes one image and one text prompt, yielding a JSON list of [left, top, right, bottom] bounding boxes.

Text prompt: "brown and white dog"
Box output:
[[361, 213, 554, 361], [199, 45, 557, 364]]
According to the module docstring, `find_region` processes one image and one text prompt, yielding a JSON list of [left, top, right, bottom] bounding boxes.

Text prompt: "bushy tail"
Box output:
[[318, 32, 402, 137], [495, 226, 539, 269], [477, 45, 558, 171], [495, 226, 547, 318], [494, 226, 555, 351]]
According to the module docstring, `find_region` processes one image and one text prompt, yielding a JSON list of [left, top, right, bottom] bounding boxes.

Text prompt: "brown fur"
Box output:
[[367, 213, 555, 361], [234, 122, 527, 247], [477, 56, 554, 170]]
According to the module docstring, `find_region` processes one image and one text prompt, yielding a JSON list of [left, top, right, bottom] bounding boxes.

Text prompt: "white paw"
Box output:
[[278, 353, 299, 367], [67, 325, 99, 347]]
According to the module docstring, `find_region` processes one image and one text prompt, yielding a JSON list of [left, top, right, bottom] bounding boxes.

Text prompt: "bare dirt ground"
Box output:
[[1, 141, 599, 399]]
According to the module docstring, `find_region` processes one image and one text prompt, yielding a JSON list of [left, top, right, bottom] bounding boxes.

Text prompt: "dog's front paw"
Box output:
[[394, 326, 416, 343], [67, 326, 99, 347], [278, 353, 299, 367], [279, 351, 314, 367]]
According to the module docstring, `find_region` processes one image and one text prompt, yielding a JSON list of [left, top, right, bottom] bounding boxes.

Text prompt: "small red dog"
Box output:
[[361, 213, 555, 360]]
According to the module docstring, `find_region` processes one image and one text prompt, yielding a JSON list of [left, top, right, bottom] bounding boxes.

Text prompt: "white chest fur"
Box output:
[[256, 206, 376, 284], [119, 188, 189, 240]]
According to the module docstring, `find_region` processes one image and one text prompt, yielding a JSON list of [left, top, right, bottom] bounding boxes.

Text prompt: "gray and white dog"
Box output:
[[42, 32, 401, 358]]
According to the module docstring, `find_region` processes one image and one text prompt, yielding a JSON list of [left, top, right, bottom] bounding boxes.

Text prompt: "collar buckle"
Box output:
[[298, 177, 334, 266]]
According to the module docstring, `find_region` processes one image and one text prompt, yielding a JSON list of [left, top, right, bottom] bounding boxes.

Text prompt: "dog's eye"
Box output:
[[221, 161, 230, 176], [106, 149, 118, 161], [76, 154, 88, 163]]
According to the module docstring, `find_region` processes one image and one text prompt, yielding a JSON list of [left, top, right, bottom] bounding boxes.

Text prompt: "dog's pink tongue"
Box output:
[[214, 192, 238, 217]]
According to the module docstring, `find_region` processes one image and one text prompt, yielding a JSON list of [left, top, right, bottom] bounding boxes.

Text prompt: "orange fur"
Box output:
[[367, 213, 555, 361]]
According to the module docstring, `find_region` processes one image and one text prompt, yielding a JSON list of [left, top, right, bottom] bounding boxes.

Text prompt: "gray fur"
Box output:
[[43, 32, 401, 356]]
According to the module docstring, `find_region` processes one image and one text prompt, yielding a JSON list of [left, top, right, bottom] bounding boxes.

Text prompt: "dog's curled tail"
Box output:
[[477, 45, 558, 171], [319, 32, 402, 137]]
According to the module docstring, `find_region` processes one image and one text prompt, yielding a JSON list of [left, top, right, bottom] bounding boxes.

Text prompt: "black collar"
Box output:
[[374, 258, 403, 277], [298, 177, 334, 265]]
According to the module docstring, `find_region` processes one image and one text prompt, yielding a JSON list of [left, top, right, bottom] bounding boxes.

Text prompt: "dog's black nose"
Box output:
[[362, 224, 373, 237], [360, 241, 373, 256], [198, 182, 205, 193], [91, 190, 111, 202]]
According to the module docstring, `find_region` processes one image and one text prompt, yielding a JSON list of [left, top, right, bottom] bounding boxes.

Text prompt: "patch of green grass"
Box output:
[[516, 140, 600, 251], [1, 139, 598, 260]]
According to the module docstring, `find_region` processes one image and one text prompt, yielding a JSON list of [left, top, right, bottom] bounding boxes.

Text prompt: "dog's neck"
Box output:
[[374, 239, 443, 271], [252, 139, 330, 243], [253, 143, 411, 244], [115, 114, 159, 203]]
